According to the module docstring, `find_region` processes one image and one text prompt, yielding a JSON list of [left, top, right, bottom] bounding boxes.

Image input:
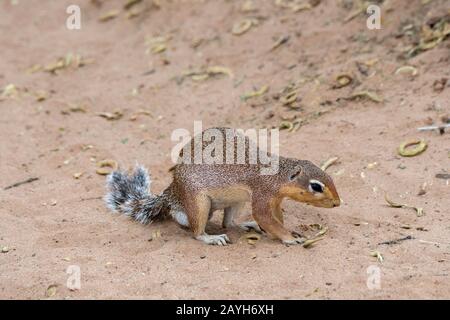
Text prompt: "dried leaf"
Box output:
[[126, 8, 144, 19], [300, 224, 328, 248], [241, 0, 257, 12], [1, 84, 19, 99], [124, 0, 142, 10], [280, 90, 298, 105], [275, 0, 314, 12], [349, 91, 383, 103], [44, 59, 66, 73], [129, 110, 153, 121], [241, 85, 269, 101], [99, 10, 120, 22], [291, 3, 312, 12], [44, 54, 93, 73], [320, 157, 339, 171], [333, 74, 353, 89], [344, 7, 364, 22], [395, 66, 418, 76], [150, 229, 161, 240], [315, 225, 329, 237], [26, 64, 42, 74], [190, 38, 204, 48], [270, 35, 290, 51], [45, 284, 58, 298], [418, 182, 427, 196], [280, 121, 294, 131], [302, 236, 325, 248], [35, 90, 48, 102], [68, 104, 88, 113], [280, 119, 302, 132], [245, 233, 261, 245], [151, 43, 166, 54], [97, 110, 123, 121], [433, 78, 448, 93], [207, 66, 233, 78], [370, 251, 384, 263], [73, 172, 83, 179], [232, 19, 254, 35], [145, 36, 169, 55], [384, 193, 424, 217], [191, 74, 209, 81], [367, 162, 378, 169]]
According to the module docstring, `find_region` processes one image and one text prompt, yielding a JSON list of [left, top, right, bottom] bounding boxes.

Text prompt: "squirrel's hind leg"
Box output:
[[187, 193, 231, 246]]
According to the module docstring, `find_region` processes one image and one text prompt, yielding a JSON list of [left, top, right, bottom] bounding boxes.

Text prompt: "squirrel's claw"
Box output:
[[239, 221, 262, 234], [196, 234, 231, 246]]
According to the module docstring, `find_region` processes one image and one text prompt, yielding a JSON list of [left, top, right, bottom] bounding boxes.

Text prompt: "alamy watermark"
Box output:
[[171, 121, 280, 175], [66, 265, 81, 290], [366, 265, 381, 290], [367, 4, 381, 30], [66, 5, 81, 30]]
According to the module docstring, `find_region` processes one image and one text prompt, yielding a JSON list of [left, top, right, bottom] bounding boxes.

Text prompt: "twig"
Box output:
[[419, 239, 444, 246], [417, 123, 450, 132], [436, 173, 450, 180], [4, 177, 39, 190], [80, 196, 103, 202], [378, 235, 414, 246], [320, 157, 339, 171]]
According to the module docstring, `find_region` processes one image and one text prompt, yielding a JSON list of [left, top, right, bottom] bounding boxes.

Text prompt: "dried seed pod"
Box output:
[[395, 66, 418, 76], [280, 91, 298, 105], [232, 19, 253, 35], [96, 160, 118, 175], [333, 74, 353, 88], [245, 233, 261, 245], [349, 91, 383, 103], [384, 193, 424, 217], [320, 157, 339, 171], [207, 66, 233, 78], [398, 139, 427, 157], [99, 10, 120, 22], [370, 251, 384, 263], [241, 85, 269, 101]]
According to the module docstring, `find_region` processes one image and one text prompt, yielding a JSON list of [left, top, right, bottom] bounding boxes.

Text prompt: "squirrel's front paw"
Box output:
[[196, 234, 231, 246]]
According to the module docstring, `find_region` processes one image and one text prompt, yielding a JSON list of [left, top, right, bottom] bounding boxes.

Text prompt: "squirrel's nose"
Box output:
[[332, 199, 341, 207]]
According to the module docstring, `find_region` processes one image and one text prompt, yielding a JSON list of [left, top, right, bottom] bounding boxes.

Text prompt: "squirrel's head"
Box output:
[[280, 160, 341, 208]]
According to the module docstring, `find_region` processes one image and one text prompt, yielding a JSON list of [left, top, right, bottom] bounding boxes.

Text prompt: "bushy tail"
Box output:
[[105, 165, 166, 224]]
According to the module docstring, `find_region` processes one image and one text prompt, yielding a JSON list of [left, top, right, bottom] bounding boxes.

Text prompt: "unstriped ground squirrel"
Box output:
[[105, 127, 340, 245]]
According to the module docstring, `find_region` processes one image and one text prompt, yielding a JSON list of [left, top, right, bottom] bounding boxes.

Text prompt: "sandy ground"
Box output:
[[0, 0, 449, 299]]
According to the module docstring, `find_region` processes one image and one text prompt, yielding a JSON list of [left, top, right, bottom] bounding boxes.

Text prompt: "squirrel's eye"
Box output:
[[309, 182, 324, 193]]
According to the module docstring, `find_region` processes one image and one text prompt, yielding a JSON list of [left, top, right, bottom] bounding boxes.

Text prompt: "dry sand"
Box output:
[[0, 0, 449, 299]]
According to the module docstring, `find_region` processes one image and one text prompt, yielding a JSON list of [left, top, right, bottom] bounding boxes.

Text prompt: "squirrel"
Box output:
[[105, 127, 341, 246]]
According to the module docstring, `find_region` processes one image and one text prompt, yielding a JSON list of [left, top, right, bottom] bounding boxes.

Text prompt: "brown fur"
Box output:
[[160, 127, 341, 245]]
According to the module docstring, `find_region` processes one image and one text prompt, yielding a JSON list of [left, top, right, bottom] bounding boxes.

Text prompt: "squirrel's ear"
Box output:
[[289, 167, 302, 181]]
